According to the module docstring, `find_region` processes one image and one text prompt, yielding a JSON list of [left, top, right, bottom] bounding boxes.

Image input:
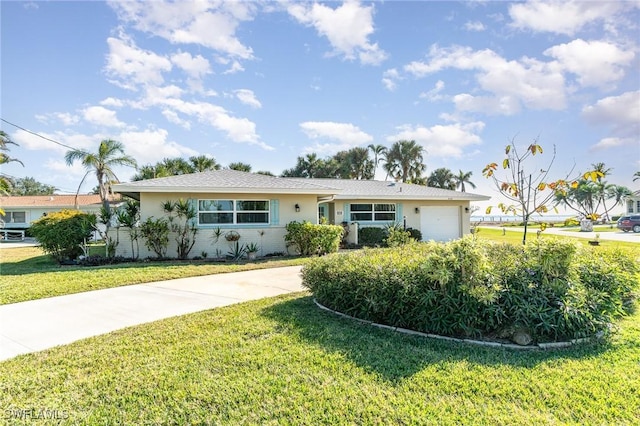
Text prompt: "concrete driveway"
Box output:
[[0, 266, 304, 362]]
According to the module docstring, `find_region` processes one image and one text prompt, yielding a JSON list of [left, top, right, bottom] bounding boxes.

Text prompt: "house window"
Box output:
[[350, 203, 396, 222], [628, 201, 634, 214], [198, 200, 269, 225], [0, 211, 26, 224], [637, 201, 640, 213]]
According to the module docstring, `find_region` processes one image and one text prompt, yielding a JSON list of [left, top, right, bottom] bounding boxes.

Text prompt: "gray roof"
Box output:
[[112, 169, 340, 197], [113, 170, 490, 201], [292, 178, 489, 201]]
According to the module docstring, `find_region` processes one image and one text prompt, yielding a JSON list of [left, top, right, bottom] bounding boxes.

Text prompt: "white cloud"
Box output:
[[105, 33, 172, 90], [118, 128, 198, 165], [300, 121, 373, 154], [544, 39, 634, 89], [382, 68, 400, 91], [386, 122, 485, 158], [234, 89, 262, 109], [405, 45, 567, 114], [288, 1, 387, 65], [170, 51, 211, 79], [35, 112, 80, 126], [108, 0, 255, 59], [508, 1, 633, 36], [419, 80, 446, 101], [82, 106, 126, 128], [464, 21, 486, 31], [100, 97, 125, 108], [582, 90, 640, 150], [222, 60, 245, 74]]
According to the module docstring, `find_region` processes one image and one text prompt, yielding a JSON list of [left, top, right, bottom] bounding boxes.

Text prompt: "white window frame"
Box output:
[[198, 199, 270, 225], [0, 211, 27, 224]]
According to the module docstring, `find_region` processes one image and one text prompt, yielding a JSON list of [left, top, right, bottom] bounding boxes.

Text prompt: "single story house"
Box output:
[[0, 194, 121, 239], [112, 170, 489, 258], [624, 192, 640, 215]]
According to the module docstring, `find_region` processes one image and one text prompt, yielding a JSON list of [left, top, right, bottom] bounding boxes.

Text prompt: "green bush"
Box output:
[[284, 221, 343, 256], [384, 223, 414, 247], [139, 217, 170, 258], [30, 209, 96, 262], [358, 227, 386, 247], [302, 237, 639, 343], [564, 217, 580, 227]]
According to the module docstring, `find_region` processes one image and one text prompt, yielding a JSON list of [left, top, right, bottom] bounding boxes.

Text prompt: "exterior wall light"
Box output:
[[415, 207, 419, 214], [295, 204, 300, 212]]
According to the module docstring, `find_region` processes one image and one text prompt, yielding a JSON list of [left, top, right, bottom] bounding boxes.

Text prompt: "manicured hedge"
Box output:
[[301, 237, 639, 343], [30, 209, 96, 262], [285, 221, 343, 256]]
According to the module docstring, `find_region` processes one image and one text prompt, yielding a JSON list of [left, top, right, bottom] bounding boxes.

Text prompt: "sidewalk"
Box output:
[[0, 266, 305, 361]]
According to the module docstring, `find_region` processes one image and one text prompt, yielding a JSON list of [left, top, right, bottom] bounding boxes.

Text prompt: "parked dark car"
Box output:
[[616, 215, 640, 233]]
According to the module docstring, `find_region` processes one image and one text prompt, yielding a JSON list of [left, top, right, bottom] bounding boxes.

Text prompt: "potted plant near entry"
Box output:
[[246, 242, 259, 260]]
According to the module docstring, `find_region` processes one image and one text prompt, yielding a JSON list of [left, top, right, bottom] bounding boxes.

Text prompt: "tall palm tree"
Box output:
[[633, 171, 640, 182], [189, 155, 220, 172], [453, 169, 476, 192], [301, 153, 322, 178], [340, 147, 374, 180], [383, 140, 426, 183], [368, 144, 387, 178], [591, 162, 612, 182], [0, 131, 23, 198], [64, 139, 137, 212], [427, 168, 455, 190]]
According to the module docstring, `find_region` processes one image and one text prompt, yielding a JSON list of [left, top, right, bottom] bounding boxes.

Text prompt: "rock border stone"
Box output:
[[313, 299, 601, 351]]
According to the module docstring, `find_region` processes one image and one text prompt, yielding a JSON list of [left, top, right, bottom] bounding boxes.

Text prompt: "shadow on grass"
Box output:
[[261, 295, 612, 383]]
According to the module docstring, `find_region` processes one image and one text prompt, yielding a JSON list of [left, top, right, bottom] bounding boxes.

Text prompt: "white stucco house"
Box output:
[[111, 170, 490, 258], [624, 192, 640, 215]]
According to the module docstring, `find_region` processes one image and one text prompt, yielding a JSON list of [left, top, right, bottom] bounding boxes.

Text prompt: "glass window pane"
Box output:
[[237, 200, 269, 211], [237, 212, 269, 224], [199, 200, 233, 211], [374, 204, 395, 212], [351, 212, 373, 221], [12, 212, 26, 222], [199, 212, 233, 224], [374, 212, 396, 221], [350, 204, 372, 212]]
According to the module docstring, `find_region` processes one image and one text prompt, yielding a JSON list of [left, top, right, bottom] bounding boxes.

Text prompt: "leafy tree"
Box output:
[[427, 167, 455, 190], [482, 140, 594, 244], [11, 177, 56, 196], [281, 153, 325, 178], [0, 130, 23, 199], [554, 180, 631, 222], [189, 155, 220, 172], [368, 144, 387, 177], [383, 140, 426, 183], [333, 147, 374, 179], [64, 139, 137, 212], [453, 170, 476, 192], [228, 162, 252, 172]]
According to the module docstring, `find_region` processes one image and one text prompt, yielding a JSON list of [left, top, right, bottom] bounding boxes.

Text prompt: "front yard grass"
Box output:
[[1, 293, 638, 424], [0, 246, 307, 305]]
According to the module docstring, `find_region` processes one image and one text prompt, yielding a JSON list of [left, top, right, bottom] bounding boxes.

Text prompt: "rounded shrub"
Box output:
[[30, 209, 96, 263], [302, 237, 639, 343]]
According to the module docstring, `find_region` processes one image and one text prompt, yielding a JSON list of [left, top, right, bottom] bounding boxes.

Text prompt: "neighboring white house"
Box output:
[[0, 194, 121, 239], [111, 170, 490, 258], [624, 192, 640, 215]]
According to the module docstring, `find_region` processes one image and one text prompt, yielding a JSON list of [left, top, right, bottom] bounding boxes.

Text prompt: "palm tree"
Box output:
[[189, 155, 220, 172], [337, 147, 374, 180], [0, 131, 23, 197], [301, 153, 322, 178], [633, 171, 640, 182], [591, 162, 612, 182], [227, 162, 252, 172], [453, 170, 476, 192], [383, 140, 426, 183], [427, 168, 455, 190], [64, 139, 137, 212], [368, 144, 387, 178]]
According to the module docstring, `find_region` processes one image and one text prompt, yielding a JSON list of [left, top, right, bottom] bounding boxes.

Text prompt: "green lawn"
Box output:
[[0, 246, 307, 305], [1, 293, 638, 424]]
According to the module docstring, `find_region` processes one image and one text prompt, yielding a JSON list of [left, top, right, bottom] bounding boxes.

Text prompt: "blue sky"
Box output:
[[2, 1, 639, 211]]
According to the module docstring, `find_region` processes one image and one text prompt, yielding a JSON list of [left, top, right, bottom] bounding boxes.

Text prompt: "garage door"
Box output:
[[420, 206, 461, 242]]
